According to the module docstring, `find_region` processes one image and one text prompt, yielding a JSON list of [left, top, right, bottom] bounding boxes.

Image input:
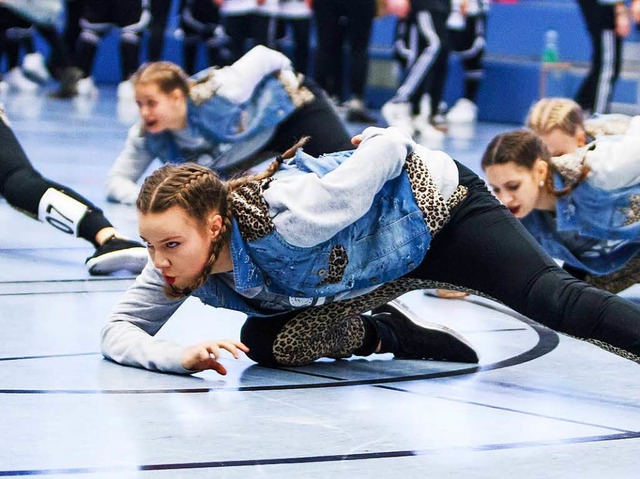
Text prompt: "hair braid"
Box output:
[[138, 136, 311, 298]]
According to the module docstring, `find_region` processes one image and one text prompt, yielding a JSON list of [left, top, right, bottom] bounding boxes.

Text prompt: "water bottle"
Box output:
[[542, 29, 559, 63]]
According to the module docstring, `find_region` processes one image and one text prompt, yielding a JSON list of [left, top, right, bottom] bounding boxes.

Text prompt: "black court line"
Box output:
[[376, 384, 636, 434], [1, 431, 638, 477], [0, 352, 100, 362], [0, 312, 558, 395]]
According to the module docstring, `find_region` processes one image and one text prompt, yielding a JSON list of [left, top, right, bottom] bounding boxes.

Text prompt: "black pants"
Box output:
[[392, 6, 450, 115], [0, 7, 35, 70], [77, 0, 150, 79], [147, 0, 173, 61], [241, 162, 640, 366], [0, 116, 111, 246], [575, 0, 622, 114], [449, 14, 485, 103], [223, 13, 279, 64], [312, 0, 377, 101], [179, 0, 227, 74]]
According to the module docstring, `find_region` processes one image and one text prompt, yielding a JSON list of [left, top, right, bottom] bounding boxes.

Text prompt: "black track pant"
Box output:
[[575, 0, 622, 114]]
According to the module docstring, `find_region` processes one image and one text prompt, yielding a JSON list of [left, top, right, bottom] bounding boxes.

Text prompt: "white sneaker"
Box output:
[[117, 80, 135, 100], [446, 98, 478, 123], [5, 67, 39, 92], [76, 77, 98, 97], [381, 101, 414, 136], [413, 115, 445, 148], [22, 53, 50, 84]]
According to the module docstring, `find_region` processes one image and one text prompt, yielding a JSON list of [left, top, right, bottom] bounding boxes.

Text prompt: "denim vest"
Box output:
[[192, 148, 432, 316], [145, 74, 306, 172], [522, 173, 640, 274]]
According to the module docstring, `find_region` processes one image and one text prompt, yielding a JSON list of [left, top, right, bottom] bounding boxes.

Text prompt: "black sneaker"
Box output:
[[370, 299, 479, 363], [49, 66, 83, 99], [86, 236, 148, 276]]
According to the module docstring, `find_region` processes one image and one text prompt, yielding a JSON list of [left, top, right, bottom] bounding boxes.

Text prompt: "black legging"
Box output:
[[0, 117, 111, 246], [265, 78, 354, 155], [312, 0, 376, 102], [241, 162, 640, 366]]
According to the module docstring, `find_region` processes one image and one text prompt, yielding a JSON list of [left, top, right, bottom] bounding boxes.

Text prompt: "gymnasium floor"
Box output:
[[1, 88, 639, 478]]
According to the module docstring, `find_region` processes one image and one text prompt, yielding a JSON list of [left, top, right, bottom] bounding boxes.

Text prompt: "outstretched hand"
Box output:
[[181, 340, 249, 375]]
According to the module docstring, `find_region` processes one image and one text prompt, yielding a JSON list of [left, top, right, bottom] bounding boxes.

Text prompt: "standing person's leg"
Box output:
[[147, 0, 172, 61], [179, 0, 201, 74], [222, 13, 252, 62], [77, 0, 113, 83], [117, 0, 150, 83], [409, 162, 640, 357], [575, 0, 619, 114], [289, 17, 311, 75], [312, 0, 344, 100], [341, 0, 376, 122], [422, 10, 450, 120], [459, 15, 486, 103]]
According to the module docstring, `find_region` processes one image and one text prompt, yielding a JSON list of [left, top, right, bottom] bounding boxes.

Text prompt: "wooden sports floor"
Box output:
[[1, 88, 639, 478]]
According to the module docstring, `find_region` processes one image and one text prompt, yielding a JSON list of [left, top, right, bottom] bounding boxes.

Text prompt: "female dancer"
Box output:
[[102, 126, 640, 375]]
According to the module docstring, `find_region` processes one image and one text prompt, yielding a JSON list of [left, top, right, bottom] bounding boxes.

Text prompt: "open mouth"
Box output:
[[508, 206, 521, 216], [145, 119, 158, 129], [164, 275, 176, 285]]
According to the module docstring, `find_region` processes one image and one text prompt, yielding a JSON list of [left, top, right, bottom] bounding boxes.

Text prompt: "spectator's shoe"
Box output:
[[413, 115, 445, 148], [345, 98, 377, 124], [381, 100, 414, 136], [50, 67, 83, 98], [370, 299, 479, 363], [76, 76, 98, 97], [86, 236, 148, 276], [117, 80, 135, 100], [5, 67, 39, 92], [446, 98, 478, 123], [22, 53, 50, 84]]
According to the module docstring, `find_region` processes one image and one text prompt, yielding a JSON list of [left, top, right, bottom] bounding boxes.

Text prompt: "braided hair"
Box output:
[[527, 98, 585, 137], [130, 61, 190, 97], [137, 137, 310, 298]]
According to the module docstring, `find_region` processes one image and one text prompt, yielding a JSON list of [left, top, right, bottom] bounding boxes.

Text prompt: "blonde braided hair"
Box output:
[[527, 98, 585, 137], [137, 136, 310, 298]]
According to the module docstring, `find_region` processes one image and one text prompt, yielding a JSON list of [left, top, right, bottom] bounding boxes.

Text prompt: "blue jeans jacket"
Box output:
[[192, 148, 431, 316], [145, 73, 308, 172], [522, 173, 640, 275]]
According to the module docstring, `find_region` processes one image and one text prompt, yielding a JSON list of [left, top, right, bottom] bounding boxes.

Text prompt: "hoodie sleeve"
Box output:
[[101, 262, 192, 374], [106, 123, 155, 205], [586, 116, 640, 190]]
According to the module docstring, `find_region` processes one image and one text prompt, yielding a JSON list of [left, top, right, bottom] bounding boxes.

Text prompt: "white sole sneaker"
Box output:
[[381, 101, 415, 136], [86, 247, 149, 275]]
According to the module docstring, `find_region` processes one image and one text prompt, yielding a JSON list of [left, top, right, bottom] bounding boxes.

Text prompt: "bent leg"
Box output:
[[410, 163, 640, 358]]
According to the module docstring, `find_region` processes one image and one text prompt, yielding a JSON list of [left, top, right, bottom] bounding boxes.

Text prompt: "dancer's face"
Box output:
[[484, 160, 548, 218], [139, 206, 218, 290], [135, 84, 186, 133]]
